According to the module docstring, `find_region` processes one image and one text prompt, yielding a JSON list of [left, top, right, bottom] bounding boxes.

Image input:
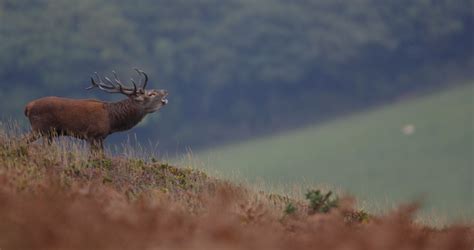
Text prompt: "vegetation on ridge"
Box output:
[[0, 124, 472, 249]]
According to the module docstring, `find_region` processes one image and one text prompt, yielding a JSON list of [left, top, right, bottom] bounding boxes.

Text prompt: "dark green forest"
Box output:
[[0, 0, 472, 151]]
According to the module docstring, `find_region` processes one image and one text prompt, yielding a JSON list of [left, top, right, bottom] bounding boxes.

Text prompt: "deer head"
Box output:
[[87, 69, 169, 113]]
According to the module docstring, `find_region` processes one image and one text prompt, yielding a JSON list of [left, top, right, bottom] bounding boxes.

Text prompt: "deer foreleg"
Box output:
[[88, 138, 105, 156], [23, 132, 41, 144]]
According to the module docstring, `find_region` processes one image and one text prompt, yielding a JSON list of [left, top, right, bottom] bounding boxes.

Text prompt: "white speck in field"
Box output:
[[402, 124, 415, 135]]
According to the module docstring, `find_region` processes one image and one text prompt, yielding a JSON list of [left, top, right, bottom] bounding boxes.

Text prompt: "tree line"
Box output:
[[0, 0, 472, 150]]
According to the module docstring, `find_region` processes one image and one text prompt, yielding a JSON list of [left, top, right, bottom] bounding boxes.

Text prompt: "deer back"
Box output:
[[25, 96, 111, 139]]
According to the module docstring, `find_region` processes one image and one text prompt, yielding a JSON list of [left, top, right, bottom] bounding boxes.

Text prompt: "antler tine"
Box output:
[[141, 71, 148, 90], [87, 72, 111, 90], [104, 76, 115, 86], [111, 71, 125, 89], [113, 71, 139, 94], [86, 77, 96, 90], [94, 73, 118, 90], [87, 71, 137, 96], [130, 78, 138, 93], [134, 68, 148, 90]]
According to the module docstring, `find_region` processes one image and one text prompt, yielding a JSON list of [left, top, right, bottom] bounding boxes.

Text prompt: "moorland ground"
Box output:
[[0, 124, 472, 249]]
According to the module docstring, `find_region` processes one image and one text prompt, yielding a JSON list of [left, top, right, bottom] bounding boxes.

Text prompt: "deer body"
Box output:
[[24, 69, 168, 152]]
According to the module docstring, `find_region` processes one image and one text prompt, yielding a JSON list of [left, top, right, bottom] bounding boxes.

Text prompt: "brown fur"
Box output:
[[24, 69, 168, 154], [24, 96, 149, 152], [23, 69, 169, 154]]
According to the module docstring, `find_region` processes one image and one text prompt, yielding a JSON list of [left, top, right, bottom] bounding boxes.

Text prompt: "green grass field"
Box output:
[[194, 83, 474, 221]]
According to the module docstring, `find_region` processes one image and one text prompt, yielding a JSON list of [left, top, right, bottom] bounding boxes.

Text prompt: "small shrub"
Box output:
[[344, 210, 370, 224], [128, 159, 145, 170], [305, 189, 338, 214], [284, 202, 297, 215], [88, 158, 113, 170]]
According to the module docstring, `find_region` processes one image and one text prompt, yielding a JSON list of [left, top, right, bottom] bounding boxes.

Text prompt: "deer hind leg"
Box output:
[[44, 135, 54, 146], [24, 129, 56, 146], [23, 131, 41, 144], [43, 129, 60, 146], [19, 131, 41, 155]]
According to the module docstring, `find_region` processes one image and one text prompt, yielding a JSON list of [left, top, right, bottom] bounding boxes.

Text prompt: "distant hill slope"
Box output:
[[196, 83, 474, 220]]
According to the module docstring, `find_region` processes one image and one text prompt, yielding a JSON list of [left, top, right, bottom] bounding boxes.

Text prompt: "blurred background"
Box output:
[[0, 0, 472, 220]]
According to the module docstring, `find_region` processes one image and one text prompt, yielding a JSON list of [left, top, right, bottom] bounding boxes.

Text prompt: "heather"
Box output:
[[0, 126, 472, 250]]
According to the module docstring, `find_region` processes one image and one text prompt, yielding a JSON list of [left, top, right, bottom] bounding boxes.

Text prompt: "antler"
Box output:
[[87, 70, 142, 96], [131, 68, 149, 93]]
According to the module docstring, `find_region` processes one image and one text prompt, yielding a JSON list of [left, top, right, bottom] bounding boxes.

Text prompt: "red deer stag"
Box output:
[[24, 69, 168, 153]]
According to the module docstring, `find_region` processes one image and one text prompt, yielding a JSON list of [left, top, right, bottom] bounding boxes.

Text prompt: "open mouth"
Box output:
[[160, 91, 169, 105], [161, 98, 168, 105]]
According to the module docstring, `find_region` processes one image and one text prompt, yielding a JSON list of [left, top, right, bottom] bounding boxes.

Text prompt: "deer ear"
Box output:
[[132, 95, 145, 102]]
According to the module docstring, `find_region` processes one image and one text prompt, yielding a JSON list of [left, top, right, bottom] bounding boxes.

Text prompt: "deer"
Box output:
[[23, 69, 168, 154]]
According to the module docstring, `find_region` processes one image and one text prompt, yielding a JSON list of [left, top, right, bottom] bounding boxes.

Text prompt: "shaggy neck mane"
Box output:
[[105, 99, 146, 134]]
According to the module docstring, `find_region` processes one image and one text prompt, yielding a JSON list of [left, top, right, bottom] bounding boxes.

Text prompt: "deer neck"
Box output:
[[106, 99, 147, 134]]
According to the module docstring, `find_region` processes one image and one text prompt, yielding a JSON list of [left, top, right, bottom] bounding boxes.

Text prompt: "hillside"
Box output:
[[195, 83, 474, 220], [0, 125, 472, 249], [1, 0, 472, 150]]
